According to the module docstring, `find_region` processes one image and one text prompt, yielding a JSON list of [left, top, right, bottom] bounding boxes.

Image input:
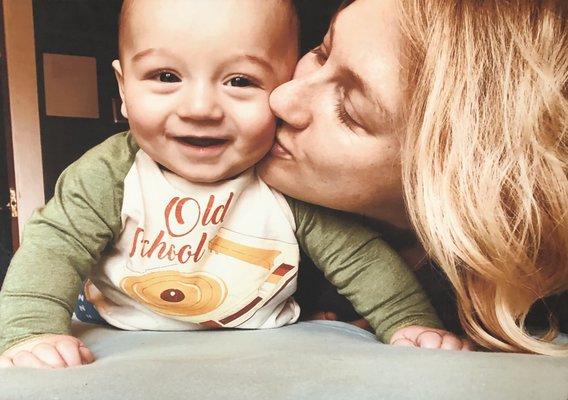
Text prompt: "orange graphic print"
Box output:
[[120, 226, 298, 324], [120, 271, 226, 316], [208, 235, 281, 269]]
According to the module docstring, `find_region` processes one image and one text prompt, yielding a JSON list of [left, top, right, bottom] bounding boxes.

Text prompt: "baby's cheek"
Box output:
[[126, 101, 168, 133], [237, 100, 277, 146], [127, 113, 157, 139]]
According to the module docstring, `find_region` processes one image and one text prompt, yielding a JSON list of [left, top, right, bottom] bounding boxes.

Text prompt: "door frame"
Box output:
[[2, 0, 45, 247], [0, 0, 14, 253]]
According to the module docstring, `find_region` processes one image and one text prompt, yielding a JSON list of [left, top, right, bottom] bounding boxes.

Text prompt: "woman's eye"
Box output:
[[310, 45, 328, 65], [335, 101, 357, 130], [157, 71, 181, 83], [226, 76, 255, 88], [334, 90, 361, 132]]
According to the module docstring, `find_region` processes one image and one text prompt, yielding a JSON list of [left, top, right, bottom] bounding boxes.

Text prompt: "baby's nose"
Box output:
[[177, 83, 223, 121]]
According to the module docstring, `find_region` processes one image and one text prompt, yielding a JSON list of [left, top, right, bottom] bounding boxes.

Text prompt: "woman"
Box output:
[[259, 0, 568, 355]]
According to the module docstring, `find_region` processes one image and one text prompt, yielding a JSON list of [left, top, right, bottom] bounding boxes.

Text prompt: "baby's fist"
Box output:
[[0, 334, 94, 369], [390, 325, 471, 351]]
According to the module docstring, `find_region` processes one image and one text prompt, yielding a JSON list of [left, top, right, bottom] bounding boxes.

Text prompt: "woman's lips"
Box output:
[[270, 138, 293, 159]]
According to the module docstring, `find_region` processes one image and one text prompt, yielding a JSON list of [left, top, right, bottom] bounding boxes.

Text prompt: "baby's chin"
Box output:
[[171, 163, 257, 184]]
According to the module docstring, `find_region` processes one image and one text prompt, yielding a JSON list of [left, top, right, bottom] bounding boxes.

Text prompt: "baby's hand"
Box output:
[[0, 334, 94, 368], [390, 325, 472, 351]]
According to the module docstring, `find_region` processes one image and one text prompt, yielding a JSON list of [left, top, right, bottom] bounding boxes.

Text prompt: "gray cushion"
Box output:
[[1, 321, 567, 400]]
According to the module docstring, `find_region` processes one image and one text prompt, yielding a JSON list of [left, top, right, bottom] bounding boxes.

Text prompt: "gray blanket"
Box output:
[[1, 321, 567, 400]]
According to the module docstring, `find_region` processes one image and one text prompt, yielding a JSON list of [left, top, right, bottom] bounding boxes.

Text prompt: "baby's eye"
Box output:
[[226, 76, 255, 88], [157, 71, 181, 83]]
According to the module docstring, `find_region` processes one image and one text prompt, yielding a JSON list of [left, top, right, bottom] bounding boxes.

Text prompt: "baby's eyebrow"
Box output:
[[131, 48, 156, 62], [222, 54, 275, 74], [130, 47, 178, 63]]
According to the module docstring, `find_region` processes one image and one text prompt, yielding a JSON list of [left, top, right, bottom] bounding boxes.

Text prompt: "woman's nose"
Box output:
[[269, 77, 313, 130], [176, 82, 223, 121]]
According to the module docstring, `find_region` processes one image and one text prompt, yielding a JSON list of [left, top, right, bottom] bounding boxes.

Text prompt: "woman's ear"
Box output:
[[112, 59, 128, 119]]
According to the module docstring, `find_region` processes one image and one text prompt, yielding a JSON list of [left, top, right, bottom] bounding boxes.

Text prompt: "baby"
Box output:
[[0, 0, 468, 368]]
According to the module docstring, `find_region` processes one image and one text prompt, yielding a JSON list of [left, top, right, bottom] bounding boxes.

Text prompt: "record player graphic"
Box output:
[[118, 228, 298, 326]]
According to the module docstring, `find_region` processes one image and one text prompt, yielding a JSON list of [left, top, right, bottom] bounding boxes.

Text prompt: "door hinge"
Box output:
[[1, 188, 19, 218], [8, 187, 18, 218]]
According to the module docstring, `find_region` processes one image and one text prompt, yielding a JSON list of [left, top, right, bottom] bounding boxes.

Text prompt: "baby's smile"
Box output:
[[170, 135, 231, 160], [173, 136, 230, 148]]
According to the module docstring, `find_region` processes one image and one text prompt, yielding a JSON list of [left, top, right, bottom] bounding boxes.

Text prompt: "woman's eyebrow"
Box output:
[[342, 66, 393, 121]]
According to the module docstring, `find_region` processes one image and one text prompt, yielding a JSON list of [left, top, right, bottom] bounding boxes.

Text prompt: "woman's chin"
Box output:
[[258, 157, 296, 193], [257, 156, 279, 183]]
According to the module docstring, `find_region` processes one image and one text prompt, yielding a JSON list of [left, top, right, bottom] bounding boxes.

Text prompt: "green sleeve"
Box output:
[[0, 132, 138, 353], [286, 197, 443, 343]]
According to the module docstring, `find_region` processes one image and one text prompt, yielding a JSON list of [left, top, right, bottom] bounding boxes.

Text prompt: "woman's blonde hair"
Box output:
[[399, 0, 568, 355]]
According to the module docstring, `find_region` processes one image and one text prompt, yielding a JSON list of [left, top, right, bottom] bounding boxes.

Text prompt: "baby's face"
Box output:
[[114, 0, 298, 182]]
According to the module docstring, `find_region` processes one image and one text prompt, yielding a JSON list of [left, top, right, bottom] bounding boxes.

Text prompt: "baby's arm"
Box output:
[[287, 197, 468, 349], [0, 133, 135, 367]]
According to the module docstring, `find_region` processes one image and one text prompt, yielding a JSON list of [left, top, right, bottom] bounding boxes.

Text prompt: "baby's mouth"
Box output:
[[174, 136, 229, 147]]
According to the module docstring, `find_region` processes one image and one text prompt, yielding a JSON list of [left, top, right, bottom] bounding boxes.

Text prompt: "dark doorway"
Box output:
[[296, 0, 343, 54], [0, 2, 13, 288], [32, 0, 126, 200], [0, 124, 11, 288]]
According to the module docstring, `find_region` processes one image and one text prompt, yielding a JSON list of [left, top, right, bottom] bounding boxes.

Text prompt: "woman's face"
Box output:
[[258, 0, 408, 224]]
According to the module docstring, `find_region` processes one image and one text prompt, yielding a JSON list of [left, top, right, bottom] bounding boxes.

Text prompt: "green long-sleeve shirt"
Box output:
[[0, 132, 441, 352]]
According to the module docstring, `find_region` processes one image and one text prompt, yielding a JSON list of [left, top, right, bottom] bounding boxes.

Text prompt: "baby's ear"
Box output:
[[112, 60, 128, 119]]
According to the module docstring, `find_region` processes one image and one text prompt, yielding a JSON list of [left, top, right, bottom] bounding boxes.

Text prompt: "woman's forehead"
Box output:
[[331, 0, 404, 117], [333, 0, 401, 52]]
